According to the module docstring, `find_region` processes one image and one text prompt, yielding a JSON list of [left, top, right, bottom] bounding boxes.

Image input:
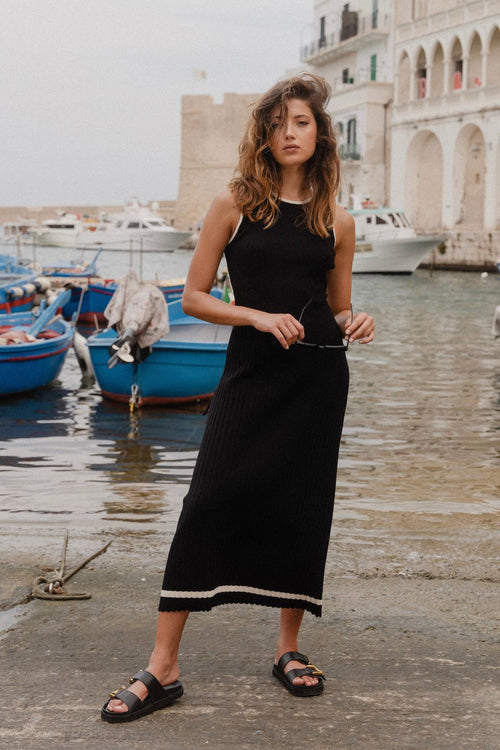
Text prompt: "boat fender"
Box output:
[[35, 276, 52, 293], [6, 285, 25, 299], [73, 330, 95, 378]]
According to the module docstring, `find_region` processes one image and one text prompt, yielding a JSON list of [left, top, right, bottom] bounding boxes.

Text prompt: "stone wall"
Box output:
[[0, 201, 177, 227], [421, 230, 500, 270], [175, 93, 258, 230]]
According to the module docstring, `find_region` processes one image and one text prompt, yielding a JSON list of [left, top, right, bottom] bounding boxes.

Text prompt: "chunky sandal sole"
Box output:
[[272, 664, 324, 697], [101, 679, 183, 723]]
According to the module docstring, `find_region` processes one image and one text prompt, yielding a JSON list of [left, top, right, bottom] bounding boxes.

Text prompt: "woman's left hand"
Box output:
[[344, 312, 375, 344]]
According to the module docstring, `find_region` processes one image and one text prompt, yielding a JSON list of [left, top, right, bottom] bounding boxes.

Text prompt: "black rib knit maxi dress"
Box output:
[[159, 200, 349, 617]]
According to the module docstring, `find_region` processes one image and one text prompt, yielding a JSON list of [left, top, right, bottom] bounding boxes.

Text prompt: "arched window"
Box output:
[[450, 37, 464, 90], [416, 48, 427, 99], [488, 26, 500, 84], [347, 118, 357, 148], [430, 42, 445, 96], [468, 32, 483, 88], [398, 51, 411, 103]]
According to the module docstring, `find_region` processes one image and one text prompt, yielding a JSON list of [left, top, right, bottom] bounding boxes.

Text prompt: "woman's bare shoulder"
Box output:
[[210, 188, 240, 216], [334, 205, 355, 234]]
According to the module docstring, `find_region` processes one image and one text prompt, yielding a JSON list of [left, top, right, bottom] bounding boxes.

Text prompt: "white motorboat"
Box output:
[[350, 201, 444, 274], [1, 220, 38, 245], [36, 201, 191, 252]]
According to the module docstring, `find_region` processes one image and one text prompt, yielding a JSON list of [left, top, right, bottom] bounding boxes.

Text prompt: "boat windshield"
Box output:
[[126, 222, 149, 229], [388, 213, 403, 227]]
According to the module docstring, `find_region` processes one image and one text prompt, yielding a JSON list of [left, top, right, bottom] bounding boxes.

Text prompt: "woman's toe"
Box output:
[[107, 699, 128, 713]]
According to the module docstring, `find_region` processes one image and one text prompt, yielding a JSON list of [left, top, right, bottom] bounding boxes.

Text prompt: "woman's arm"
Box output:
[[327, 207, 375, 344], [181, 189, 304, 349]]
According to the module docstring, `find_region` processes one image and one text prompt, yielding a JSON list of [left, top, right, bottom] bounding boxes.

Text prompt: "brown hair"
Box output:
[[230, 73, 340, 238]]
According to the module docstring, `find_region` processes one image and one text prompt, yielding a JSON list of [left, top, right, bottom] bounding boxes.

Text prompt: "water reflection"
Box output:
[[86, 401, 207, 521], [338, 271, 499, 518]]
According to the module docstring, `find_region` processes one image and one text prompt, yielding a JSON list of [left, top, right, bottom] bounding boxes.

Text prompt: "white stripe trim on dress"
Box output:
[[160, 584, 322, 606]]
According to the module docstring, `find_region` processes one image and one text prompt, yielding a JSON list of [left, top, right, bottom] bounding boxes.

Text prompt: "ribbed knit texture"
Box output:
[[159, 202, 349, 617]]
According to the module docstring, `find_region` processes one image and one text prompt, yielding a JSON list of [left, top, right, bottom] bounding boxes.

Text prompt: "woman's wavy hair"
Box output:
[[229, 73, 340, 238]]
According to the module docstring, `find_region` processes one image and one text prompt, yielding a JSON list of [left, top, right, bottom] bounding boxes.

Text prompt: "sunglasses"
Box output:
[[295, 299, 353, 351]]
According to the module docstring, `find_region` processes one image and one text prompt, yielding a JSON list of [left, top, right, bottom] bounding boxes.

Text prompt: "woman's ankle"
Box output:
[[275, 641, 299, 662]]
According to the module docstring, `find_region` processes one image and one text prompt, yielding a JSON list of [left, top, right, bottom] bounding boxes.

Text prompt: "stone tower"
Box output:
[[175, 93, 258, 230]]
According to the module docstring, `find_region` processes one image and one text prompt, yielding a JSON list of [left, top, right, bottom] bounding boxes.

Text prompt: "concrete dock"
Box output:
[[1, 526, 498, 750]]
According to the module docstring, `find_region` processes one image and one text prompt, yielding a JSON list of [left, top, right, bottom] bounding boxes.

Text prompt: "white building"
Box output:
[[301, 0, 500, 267], [391, 0, 500, 256], [301, 1, 395, 207]]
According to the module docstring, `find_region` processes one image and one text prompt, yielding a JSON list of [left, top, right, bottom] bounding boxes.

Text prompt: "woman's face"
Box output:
[[269, 98, 318, 168]]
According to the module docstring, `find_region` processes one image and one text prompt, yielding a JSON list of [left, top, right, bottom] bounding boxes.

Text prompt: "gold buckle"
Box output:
[[307, 663, 324, 677], [109, 686, 126, 698]]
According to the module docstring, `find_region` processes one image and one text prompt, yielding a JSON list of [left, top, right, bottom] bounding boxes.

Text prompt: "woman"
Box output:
[[102, 73, 374, 722]]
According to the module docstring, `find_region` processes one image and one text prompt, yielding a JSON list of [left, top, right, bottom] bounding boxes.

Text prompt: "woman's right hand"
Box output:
[[249, 311, 305, 350]]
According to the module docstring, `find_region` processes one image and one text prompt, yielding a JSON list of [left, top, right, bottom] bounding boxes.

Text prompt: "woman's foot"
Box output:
[[105, 659, 180, 714], [273, 651, 325, 697], [274, 650, 320, 688]]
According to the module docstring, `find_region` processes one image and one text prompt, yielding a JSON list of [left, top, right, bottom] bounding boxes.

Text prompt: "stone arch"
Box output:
[[430, 41, 445, 96], [487, 25, 500, 84], [449, 36, 464, 91], [467, 31, 483, 88], [415, 46, 427, 99], [405, 130, 443, 232], [453, 124, 486, 228], [397, 50, 411, 103]]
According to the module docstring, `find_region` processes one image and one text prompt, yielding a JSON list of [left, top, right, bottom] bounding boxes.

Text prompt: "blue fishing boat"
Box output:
[[78, 278, 185, 324], [0, 254, 41, 313], [41, 247, 103, 279], [0, 291, 74, 397], [87, 299, 231, 406]]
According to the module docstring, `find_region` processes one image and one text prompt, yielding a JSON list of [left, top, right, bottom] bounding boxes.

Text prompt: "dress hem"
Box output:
[[158, 590, 322, 617]]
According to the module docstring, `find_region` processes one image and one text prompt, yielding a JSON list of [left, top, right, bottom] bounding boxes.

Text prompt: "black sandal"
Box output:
[[101, 669, 183, 723], [272, 651, 325, 697]]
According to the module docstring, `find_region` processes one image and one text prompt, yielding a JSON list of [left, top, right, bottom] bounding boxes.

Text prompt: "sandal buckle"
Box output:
[[109, 685, 126, 698], [307, 663, 325, 678]]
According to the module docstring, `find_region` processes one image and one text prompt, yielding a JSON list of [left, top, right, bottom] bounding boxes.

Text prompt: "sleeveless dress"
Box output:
[[159, 200, 349, 617]]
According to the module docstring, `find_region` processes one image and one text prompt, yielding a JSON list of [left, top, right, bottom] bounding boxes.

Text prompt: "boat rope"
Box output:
[[129, 382, 140, 412], [31, 535, 112, 601]]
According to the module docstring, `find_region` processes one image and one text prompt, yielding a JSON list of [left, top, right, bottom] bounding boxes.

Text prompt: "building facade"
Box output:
[[391, 0, 500, 257], [301, 0, 500, 267], [301, 0, 395, 207]]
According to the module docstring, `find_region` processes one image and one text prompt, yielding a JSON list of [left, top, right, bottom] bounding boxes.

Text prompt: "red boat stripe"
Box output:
[[0, 341, 73, 363], [0, 294, 35, 312]]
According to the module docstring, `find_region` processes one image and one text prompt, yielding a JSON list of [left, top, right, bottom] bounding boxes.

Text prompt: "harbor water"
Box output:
[[0, 248, 499, 604]]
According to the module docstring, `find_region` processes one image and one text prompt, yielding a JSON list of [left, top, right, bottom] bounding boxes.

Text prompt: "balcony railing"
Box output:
[[339, 143, 361, 161], [301, 13, 391, 62]]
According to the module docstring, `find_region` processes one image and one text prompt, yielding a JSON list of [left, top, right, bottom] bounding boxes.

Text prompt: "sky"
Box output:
[[0, 0, 313, 207]]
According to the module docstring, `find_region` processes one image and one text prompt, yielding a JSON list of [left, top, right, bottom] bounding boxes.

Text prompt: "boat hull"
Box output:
[[0, 314, 74, 396], [87, 319, 230, 406], [66, 281, 185, 323], [0, 266, 39, 313], [37, 228, 191, 251], [353, 235, 444, 274]]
